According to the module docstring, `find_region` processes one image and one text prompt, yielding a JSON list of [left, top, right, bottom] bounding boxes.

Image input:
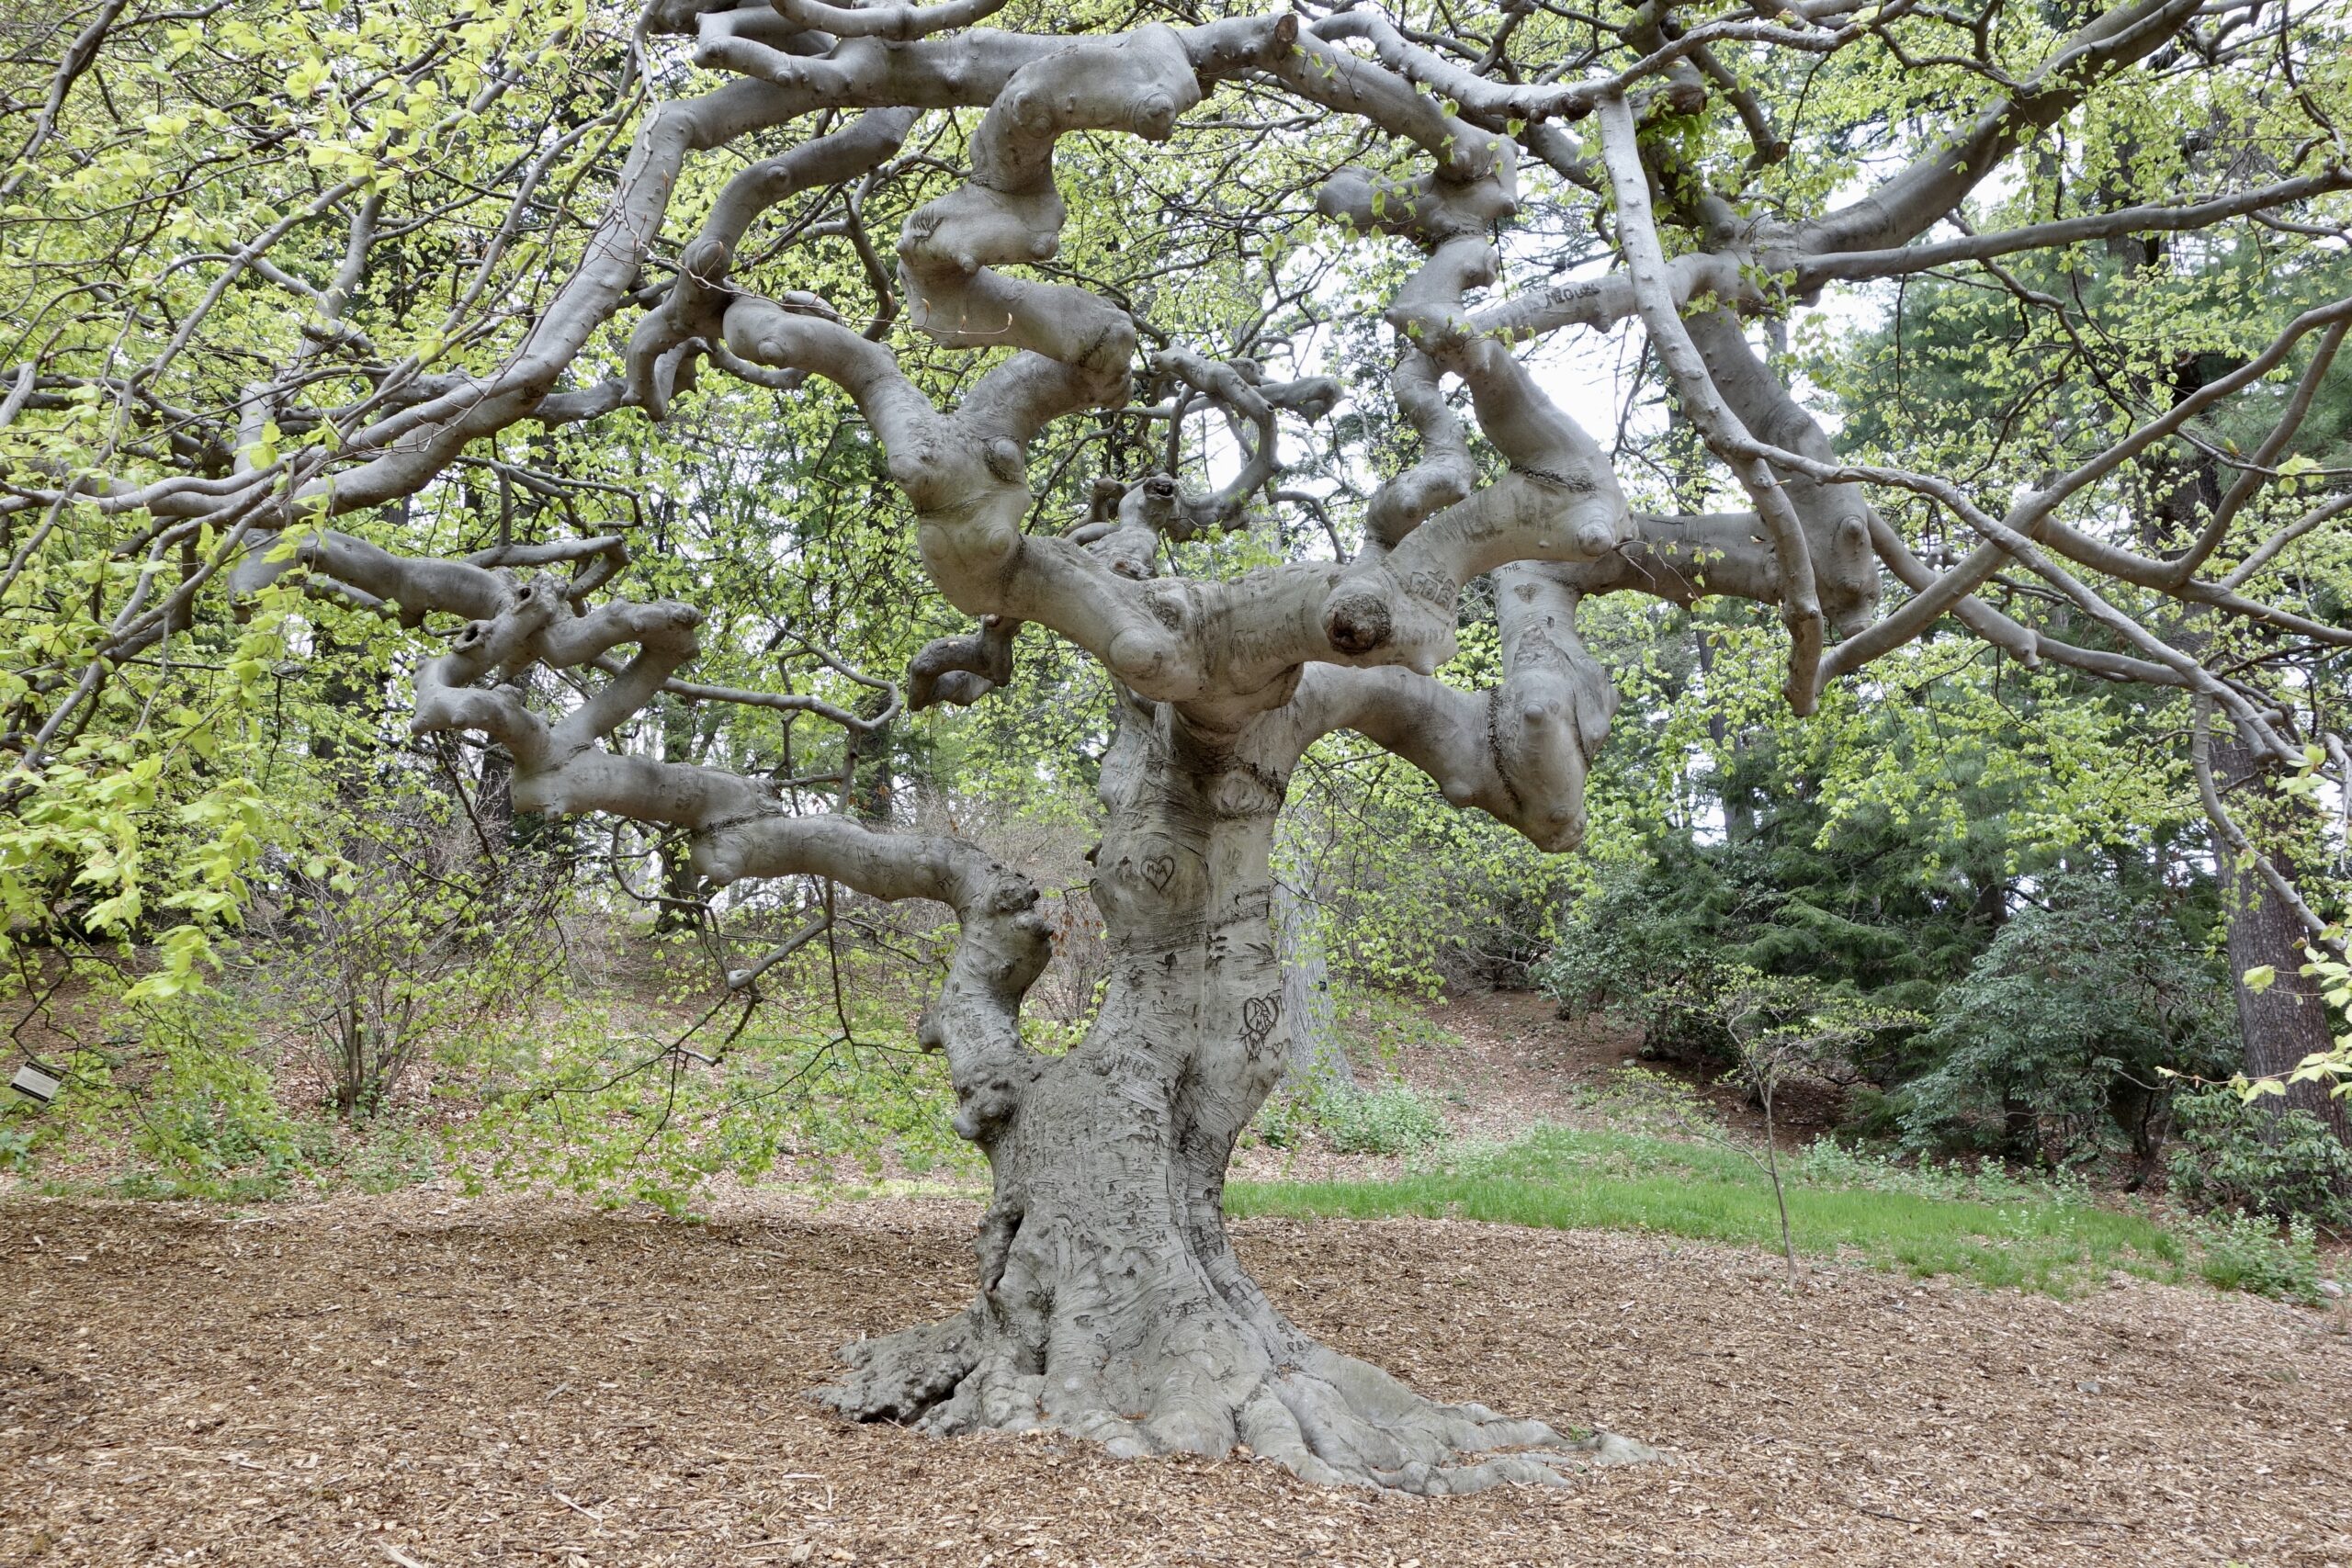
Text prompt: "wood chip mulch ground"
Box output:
[[3, 1190, 2347, 1567]]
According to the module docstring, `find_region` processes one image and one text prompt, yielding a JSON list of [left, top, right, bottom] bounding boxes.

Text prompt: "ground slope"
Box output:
[[4, 1191, 2347, 1566]]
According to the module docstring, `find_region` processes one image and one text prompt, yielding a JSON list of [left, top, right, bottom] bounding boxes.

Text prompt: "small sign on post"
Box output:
[[10, 1065, 61, 1105]]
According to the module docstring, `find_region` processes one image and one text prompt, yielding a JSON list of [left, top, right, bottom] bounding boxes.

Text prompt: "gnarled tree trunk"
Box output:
[[2213, 727, 2352, 1144], [815, 694, 1648, 1492]]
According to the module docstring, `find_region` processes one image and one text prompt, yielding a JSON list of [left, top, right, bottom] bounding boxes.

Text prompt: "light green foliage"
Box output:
[[0, 0, 660, 1179], [336, 1116, 443, 1194], [0, 594, 320, 1004], [443, 940, 984, 1210], [1, 0, 619, 993], [4, 0, 2349, 1216], [2253, 942, 2352, 1107], [1559, 1064, 1718, 1130], [244, 778, 567, 1118], [1255, 1077, 1448, 1156], [0, 0, 1130, 1193], [1250, 983, 1453, 1153], [1794, 1138, 2093, 1210], [2182, 1209, 2327, 1305], [1336, 982, 1459, 1065], [7, 978, 314, 1199]]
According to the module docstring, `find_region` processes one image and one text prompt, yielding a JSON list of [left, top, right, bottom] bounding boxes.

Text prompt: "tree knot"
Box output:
[[1322, 592, 1393, 655]]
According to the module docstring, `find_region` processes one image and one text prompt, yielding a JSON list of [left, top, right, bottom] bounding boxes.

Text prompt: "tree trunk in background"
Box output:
[[475, 745, 516, 844], [1274, 879, 1348, 1092], [653, 697, 708, 932], [1690, 627, 1756, 845], [2116, 300, 2346, 1151], [842, 688, 898, 823], [2210, 724, 2352, 1145]]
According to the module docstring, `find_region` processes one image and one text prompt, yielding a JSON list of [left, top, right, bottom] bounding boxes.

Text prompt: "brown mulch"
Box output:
[[3, 1190, 2348, 1567]]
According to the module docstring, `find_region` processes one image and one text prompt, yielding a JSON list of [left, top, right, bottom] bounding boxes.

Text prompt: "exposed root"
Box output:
[[810, 1308, 1659, 1495], [1228, 1343, 1659, 1495], [810, 1310, 978, 1425]]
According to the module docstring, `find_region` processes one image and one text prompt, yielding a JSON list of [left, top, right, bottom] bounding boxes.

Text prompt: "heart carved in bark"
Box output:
[[1140, 853, 1176, 891], [1240, 993, 1280, 1049]]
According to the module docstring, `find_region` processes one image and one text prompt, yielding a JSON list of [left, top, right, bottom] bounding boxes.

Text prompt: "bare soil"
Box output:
[[1229, 988, 1834, 1185], [5, 1188, 2349, 1567], [1419, 988, 1849, 1144]]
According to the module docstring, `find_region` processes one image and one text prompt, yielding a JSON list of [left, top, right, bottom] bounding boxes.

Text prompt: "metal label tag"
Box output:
[[9, 1065, 61, 1104]]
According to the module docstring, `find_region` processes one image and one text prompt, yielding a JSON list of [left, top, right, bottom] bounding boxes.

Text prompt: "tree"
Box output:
[[1903, 874, 2236, 1174], [1816, 209, 2352, 1148], [7, 0, 2352, 1494], [1538, 609, 2233, 1163]]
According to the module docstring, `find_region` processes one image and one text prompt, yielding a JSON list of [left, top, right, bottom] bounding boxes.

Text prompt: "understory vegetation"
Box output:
[[10, 956, 2340, 1305], [1240, 1065, 2338, 1303], [4, 0, 2352, 1382]]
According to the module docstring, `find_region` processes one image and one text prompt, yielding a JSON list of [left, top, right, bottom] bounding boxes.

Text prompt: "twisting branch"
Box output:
[[300, 534, 1052, 1125], [11, 0, 2349, 1247], [1148, 349, 1339, 531], [771, 0, 1012, 42], [908, 615, 1019, 710], [1595, 91, 1825, 714], [1792, 167, 2352, 288]]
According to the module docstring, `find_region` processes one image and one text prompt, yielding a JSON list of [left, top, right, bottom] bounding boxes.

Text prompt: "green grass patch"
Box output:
[[1228, 1125, 2186, 1295]]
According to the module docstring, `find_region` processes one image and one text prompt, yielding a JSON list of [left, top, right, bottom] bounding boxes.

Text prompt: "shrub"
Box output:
[[1321, 1082, 1448, 1155], [1899, 875, 2234, 1169], [1535, 863, 1736, 1063], [1536, 820, 1987, 1078], [2167, 1089, 2352, 1227], [245, 784, 567, 1120], [1795, 1137, 2092, 1207], [2184, 1209, 2324, 1304], [1251, 1079, 1448, 1156], [345, 1117, 442, 1194], [1564, 1064, 1718, 1130]]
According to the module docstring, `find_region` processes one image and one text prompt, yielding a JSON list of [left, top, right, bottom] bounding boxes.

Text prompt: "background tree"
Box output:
[[5, 0, 2352, 1494], [1815, 240, 2352, 1145]]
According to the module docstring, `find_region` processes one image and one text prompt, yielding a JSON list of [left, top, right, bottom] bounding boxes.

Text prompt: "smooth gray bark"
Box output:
[[1274, 880, 1347, 1092], [812, 692, 1647, 1491]]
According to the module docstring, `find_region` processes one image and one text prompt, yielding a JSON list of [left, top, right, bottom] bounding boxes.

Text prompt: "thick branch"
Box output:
[[1798, 0, 2204, 255], [1793, 167, 2352, 287], [1596, 92, 1825, 713], [1287, 562, 1616, 852]]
